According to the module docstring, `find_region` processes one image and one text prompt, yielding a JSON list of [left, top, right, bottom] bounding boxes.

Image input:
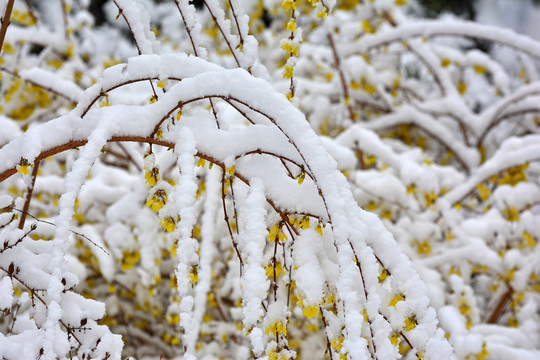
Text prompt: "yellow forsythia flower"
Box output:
[[303, 304, 319, 319], [160, 217, 176, 233], [477, 343, 490, 360], [404, 315, 417, 331], [366, 201, 378, 211], [381, 209, 393, 220], [390, 332, 400, 346], [379, 269, 388, 283], [458, 81, 467, 95], [281, 40, 299, 56], [476, 183, 490, 202], [146, 191, 166, 212], [522, 231, 535, 247], [268, 224, 280, 242], [145, 168, 159, 186], [17, 164, 30, 175], [299, 217, 310, 230], [388, 293, 405, 307], [362, 20, 375, 34], [266, 262, 286, 278], [331, 336, 344, 351], [362, 308, 369, 322], [286, 19, 296, 32], [189, 266, 198, 283], [473, 65, 487, 74], [265, 321, 287, 337], [268, 350, 278, 360], [100, 95, 110, 107], [281, 0, 296, 11], [417, 240, 432, 255], [458, 297, 472, 317], [360, 77, 377, 95], [283, 65, 294, 79], [424, 192, 437, 207], [502, 206, 519, 222]]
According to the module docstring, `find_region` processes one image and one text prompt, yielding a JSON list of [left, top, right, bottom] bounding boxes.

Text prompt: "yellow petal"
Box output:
[[389, 293, 405, 307]]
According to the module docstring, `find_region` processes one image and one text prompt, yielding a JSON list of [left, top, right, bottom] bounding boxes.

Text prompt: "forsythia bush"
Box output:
[[1, 0, 539, 359]]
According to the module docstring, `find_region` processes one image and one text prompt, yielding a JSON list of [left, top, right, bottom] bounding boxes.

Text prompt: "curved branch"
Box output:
[[80, 76, 183, 118], [444, 156, 540, 207], [410, 102, 473, 146], [368, 119, 472, 174], [478, 89, 540, 146], [350, 21, 540, 60]]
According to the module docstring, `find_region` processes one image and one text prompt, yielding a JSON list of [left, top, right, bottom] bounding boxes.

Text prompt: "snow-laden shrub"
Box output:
[[0, 0, 539, 359]]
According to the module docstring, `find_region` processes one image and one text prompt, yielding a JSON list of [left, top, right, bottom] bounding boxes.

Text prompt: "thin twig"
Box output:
[[8, 207, 111, 255], [221, 170, 244, 272], [0, 65, 78, 103], [228, 0, 244, 47], [22, 0, 38, 24], [486, 286, 513, 324], [203, 0, 241, 68], [0, 266, 83, 346], [0, 0, 15, 51], [328, 33, 356, 122], [18, 159, 40, 229]]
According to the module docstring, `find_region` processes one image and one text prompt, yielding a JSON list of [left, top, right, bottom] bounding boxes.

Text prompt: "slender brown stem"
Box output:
[[211, 289, 230, 322], [112, 0, 158, 102], [348, 239, 378, 359], [0, 0, 15, 51], [221, 170, 243, 272], [0, 266, 83, 346], [9, 207, 110, 255], [18, 159, 40, 229], [0, 66, 78, 103], [59, 0, 69, 40], [228, 0, 244, 47], [174, 1, 199, 57], [320, 307, 334, 359], [486, 286, 513, 324], [22, 0, 38, 24], [203, 0, 241, 68], [288, 8, 296, 99], [328, 33, 356, 122], [117, 143, 142, 171]]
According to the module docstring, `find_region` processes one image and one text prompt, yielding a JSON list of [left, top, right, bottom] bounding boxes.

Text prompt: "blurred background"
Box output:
[[418, 0, 540, 40], [77, 0, 540, 40]]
